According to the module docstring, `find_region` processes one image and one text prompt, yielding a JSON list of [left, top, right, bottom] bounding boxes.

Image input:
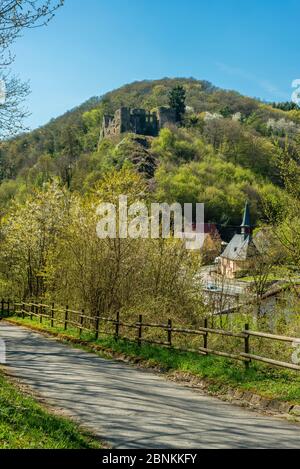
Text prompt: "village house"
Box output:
[[219, 202, 258, 278]]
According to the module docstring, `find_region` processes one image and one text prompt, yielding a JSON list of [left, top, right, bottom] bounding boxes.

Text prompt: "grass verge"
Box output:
[[0, 371, 102, 449], [6, 316, 300, 405]]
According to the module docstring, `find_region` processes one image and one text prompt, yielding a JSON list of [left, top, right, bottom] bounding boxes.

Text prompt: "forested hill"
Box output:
[[0, 77, 299, 232]]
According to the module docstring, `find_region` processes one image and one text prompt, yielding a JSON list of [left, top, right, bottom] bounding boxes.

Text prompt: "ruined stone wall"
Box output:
[[100, 106, 176, 140], [119, 107, 131, 133], [157, 106, 177, 128], [145, 112, 159, 135]]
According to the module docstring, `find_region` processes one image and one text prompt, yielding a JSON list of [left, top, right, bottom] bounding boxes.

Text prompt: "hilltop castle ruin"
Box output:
[[100, 106, 176, 140]]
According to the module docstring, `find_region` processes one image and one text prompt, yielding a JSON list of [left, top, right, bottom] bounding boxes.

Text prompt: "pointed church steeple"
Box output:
[[241, 201, 251, 237]]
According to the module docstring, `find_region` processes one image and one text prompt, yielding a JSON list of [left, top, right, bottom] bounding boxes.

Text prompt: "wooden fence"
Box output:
[[6, 300, 300, 372], [0, 299, 12, 318]]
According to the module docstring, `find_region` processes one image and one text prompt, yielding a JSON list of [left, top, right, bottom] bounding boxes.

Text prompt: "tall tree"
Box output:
[[168, 85, 186, 124]]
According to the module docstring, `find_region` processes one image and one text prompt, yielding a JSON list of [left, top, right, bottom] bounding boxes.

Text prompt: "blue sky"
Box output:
[[11, 0, 300, 129]]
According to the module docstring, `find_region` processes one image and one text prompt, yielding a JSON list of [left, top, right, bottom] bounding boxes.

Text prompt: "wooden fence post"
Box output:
[[244, 323, 250, 370], [203, 318, 208, 354], [137, 314, 143, 346], [95, 313, 100, 340], [30, 303, 33, 321], [115, 311, 120, 340], [22, 302, 25, 319], [79, 310, 84, 338], [64, 305, 69, 331], [7, 299, 10, 315], [167, 319, 172, 347], [39, 304, 43, 324], [1, 299, 4, 317], [51, 303, 54, 327]]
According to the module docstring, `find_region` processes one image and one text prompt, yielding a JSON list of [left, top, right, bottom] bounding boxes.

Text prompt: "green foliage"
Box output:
[[168, 85, 186, 123], [156, 160, 247, 223], [1, 77, 300, 317], [262, 147, 300, 270], [0, 179, 19, 214], [152, 127, 211, 163], [272, 101, 300, 112], [0, 77, 298, 211], [0, 171, 204, 323], [145, 100, 295, 232], [0, 181, 71, 298]]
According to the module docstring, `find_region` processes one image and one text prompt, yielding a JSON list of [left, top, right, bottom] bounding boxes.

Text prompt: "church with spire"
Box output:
[[219, 202, 258, 278]]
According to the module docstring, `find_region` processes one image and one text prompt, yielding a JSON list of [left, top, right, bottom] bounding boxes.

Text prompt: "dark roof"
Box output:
[[220, 200, 256, 260], [220, 234, 257, 261]]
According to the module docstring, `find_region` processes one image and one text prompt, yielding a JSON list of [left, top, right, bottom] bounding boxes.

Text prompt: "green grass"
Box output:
[[7, 315, 300, 405], [0, 371, 102, 449]]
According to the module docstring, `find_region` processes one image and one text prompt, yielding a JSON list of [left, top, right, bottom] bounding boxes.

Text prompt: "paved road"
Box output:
[[1, 321, 300, 449]]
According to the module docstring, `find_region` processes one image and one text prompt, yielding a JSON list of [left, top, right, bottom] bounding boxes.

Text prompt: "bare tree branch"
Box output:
[[0, 70, 29, 138], [0, 0, 64, 137]]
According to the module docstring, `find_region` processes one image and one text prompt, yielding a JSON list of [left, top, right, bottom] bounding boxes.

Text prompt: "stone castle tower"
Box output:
[[99, 106, 176, 140]]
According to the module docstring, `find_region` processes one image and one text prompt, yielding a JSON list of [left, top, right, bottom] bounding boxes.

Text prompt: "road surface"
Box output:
[[1, 321, 300, 449]]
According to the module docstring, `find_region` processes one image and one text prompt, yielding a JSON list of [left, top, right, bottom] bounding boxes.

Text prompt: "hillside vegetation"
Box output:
[[1, 77, 299, 229], [1, 77, 300, 323]]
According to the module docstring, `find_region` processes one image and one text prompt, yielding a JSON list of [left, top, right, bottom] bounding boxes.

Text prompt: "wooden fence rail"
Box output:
[[6, 300, 300, 372]]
